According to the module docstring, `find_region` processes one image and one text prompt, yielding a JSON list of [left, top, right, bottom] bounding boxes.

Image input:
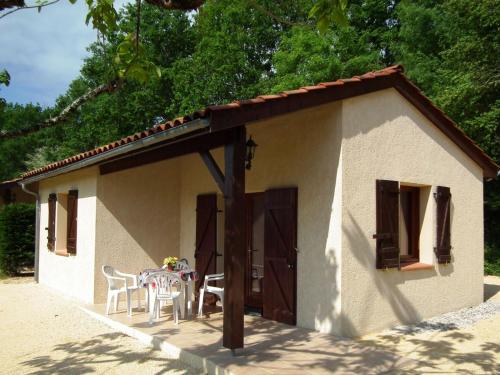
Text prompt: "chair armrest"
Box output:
[[115, 271, 138, 288], [205, 273, 224, 281], [105, 275, 128, 288]]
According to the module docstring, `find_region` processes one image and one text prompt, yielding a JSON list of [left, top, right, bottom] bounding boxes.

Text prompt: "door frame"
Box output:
[[244, 192, 265, 310]]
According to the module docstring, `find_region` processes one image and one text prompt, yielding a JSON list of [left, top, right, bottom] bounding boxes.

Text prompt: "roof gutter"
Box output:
[[21, 118, 210, 185]]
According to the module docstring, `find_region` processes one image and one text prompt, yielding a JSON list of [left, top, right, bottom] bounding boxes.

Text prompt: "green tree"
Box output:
[[394, 0, 500, 273]]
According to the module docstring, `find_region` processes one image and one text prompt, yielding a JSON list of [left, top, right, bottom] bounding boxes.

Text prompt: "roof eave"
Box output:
[[21, 118, 211, 184]]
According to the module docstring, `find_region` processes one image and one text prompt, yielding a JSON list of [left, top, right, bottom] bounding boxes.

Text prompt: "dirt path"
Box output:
[[1, 277, 499, 374], [361, 275, 500, 374], [0, 278, 200, 375]]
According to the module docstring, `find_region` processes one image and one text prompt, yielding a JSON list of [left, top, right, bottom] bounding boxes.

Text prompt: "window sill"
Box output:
[[54, 250, 70, 257], [400, 262, 434, 271]]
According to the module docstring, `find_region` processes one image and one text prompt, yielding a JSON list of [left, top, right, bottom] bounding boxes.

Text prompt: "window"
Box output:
[[49, 190, 78, 255], [399, 186, 420, 264], [374, 180, 451, 270], [47, 193, 57, 251]]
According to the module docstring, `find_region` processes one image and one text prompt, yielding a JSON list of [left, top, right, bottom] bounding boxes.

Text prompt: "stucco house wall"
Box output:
[[38, 167, 98, 303], [32, 87, 487, 338], [178, 102, 344, 333], [93, 158, 181, 303], [339, 88, 484, 336]]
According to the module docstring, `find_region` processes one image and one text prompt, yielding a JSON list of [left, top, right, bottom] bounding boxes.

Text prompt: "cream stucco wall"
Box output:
[[38, 167, 98, 303], [177, 102, 344, 333], [93, 158, 181, 303], [33, 87, 485, 337], [339, 88, 484, 336]]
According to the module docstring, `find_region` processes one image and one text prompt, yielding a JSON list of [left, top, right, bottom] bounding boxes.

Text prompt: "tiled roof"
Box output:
[[21, 65, 498, 179]]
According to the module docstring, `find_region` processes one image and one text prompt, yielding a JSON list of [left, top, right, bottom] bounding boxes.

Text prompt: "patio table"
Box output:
[[139, 268, 197, 318]]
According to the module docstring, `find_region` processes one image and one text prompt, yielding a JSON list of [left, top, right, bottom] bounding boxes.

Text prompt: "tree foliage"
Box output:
[[0, 203, 35, 275], [0, 0, 498, 271]]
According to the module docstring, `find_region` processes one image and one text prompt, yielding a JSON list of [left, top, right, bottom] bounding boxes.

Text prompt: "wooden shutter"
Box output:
[[66, 190, 78, 254], [374, 180, 400, 269], [263, 187, 297, 325], [195, 194, 218, 294], [435, 186, 451, 264], [47, 193, 57, 251]]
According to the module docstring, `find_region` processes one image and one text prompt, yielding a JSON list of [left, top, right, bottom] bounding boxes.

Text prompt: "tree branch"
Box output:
[[247, 0, 310, 27], [0, 0, 24, 10], [0, 0, 59, 20], [143, 0, 204, 10], [0, 79, 122, 140]]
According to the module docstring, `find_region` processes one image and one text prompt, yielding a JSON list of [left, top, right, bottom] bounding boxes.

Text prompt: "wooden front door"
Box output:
[[263, 187, 297, 325], [195, 194, 218, 294]]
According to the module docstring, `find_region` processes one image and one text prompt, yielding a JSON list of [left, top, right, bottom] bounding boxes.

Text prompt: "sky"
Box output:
[[0, 1, 127, 107]]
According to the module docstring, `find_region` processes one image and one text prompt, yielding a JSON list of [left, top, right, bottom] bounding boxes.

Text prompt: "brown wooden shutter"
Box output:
[[47, 193, 56, 251], [195, 194, 218, 294], [263, 187, 297, 325], [435, 186, 451, 264], [374, 180, 400, 269], [66, 190, 78, 254]]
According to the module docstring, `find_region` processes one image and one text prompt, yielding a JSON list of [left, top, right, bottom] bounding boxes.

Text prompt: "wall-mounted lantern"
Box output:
[[245, 136, 258, 170]]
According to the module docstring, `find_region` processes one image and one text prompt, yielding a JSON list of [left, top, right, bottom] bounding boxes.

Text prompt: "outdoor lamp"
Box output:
[[245, 136, 258, 170]]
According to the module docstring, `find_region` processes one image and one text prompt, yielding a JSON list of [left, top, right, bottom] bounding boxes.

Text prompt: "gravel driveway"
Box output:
[[0, 278, 200, 375]]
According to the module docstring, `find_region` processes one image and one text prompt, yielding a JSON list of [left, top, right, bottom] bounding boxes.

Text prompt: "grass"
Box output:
[[0, 270, 8, 280], [485, 245, 500, 276]]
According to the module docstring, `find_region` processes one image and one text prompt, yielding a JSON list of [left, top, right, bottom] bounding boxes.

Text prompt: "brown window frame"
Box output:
[[399, 185, 420, 265]]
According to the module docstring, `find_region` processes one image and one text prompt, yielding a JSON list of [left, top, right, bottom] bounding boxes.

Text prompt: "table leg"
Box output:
[[187, 279, 193, 317]]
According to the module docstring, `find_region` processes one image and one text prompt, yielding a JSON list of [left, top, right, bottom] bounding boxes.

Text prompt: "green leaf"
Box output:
[[0, 69, 10, 87], [309, 0, 349, 33]]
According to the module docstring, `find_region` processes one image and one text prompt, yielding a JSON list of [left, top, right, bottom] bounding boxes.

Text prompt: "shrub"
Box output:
[[485, 244, 500, 276], [0, 203, 35, 276]]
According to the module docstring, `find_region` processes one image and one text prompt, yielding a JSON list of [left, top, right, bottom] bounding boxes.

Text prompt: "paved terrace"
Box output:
[[82, 302, 414, 374]]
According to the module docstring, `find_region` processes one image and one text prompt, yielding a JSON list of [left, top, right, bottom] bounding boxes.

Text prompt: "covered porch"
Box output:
[[82, 301, 412, 374]]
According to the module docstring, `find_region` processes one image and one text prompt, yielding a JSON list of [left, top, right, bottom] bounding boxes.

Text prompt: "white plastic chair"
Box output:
[[198, 273, 224, 317], [102, 265, 141, 317], [174, 259, 190, 271], [146, 271, 184, 324]]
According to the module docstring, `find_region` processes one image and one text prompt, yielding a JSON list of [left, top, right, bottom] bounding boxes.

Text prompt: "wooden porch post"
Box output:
[[223, 126, 246, 350]]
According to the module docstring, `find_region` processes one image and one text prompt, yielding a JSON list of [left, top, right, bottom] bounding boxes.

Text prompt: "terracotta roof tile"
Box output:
[[20, 64, 498, 179]]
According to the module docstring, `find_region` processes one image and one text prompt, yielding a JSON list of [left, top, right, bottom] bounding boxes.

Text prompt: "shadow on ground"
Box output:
[[20, 332, 197, 375], [484, 282, 500, 302]]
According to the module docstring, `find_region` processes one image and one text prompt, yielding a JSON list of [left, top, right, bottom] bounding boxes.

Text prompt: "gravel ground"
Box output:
[[390, 300, 500, 335], [0, 278, 201, 375], [363, 275, 500, 375]]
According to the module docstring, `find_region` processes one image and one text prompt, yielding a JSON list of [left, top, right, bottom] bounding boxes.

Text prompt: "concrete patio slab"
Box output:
[[82, 303, 415, 374]]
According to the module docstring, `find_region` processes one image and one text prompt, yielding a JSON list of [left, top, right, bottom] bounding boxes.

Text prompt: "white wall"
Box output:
[[38, 167, 98, 303], [340, 88, 484, 336], [178, 102, 344, 333], [93, 158, 181, 303]]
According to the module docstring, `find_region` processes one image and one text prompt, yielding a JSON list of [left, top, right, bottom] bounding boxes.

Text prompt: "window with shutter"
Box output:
[[374, 180, 400, 269], [47, 193, 57, 251], [434, 186, 451, 264], [66, 190, 78, 254]]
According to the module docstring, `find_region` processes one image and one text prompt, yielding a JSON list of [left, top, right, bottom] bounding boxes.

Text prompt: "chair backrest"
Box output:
[[174, 259, 190, 271], [102, 265, 119, 289], [203, 273, 224, 288], [146, 271, 182, 299]]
